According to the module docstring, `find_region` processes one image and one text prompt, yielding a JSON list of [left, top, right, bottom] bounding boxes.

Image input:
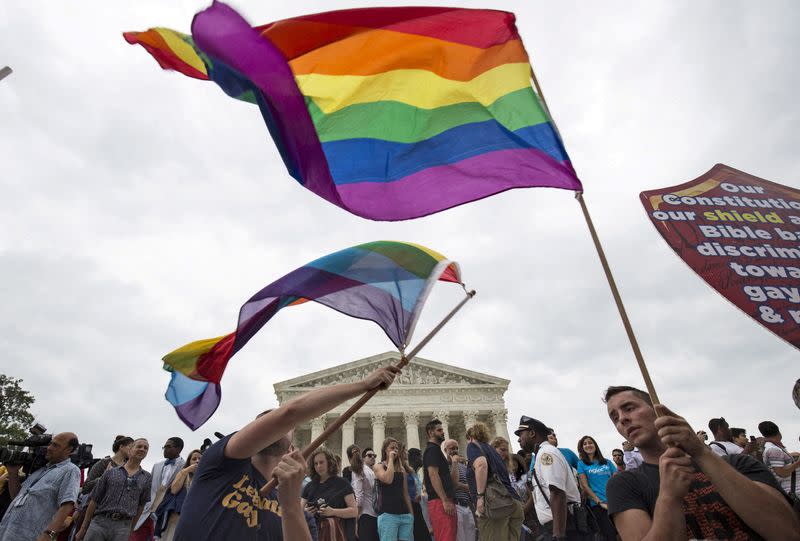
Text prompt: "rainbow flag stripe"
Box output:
[[163, 240, 461, 429], [125, 2, 581, 221]]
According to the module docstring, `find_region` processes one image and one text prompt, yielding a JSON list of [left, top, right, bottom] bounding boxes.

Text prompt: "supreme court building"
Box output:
[[274, 351, 511, 458]]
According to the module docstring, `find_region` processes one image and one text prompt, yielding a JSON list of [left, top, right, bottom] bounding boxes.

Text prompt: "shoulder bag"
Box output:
[[475, 443, 516, 519]]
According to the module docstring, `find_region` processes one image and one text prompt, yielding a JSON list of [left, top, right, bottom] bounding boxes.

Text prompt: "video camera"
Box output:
[[0, 423, 94, 474]]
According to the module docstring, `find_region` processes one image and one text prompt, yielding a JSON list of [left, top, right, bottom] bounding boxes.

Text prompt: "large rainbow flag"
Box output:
[[164, 240, 462, 429], [125, 2, 582, 221]]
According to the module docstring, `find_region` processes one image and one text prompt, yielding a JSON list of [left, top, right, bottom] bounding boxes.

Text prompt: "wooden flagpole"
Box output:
[[574, 193, 660, 404], [261, 289, 476, 494], [530, 67, 661, 404]]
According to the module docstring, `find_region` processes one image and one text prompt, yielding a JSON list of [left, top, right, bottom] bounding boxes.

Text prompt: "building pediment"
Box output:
[[274, 351, 508, 392]]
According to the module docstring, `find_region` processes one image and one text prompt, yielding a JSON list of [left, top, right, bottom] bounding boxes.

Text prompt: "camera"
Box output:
[[0, 424, 94, 474], [307, 498, 326, 514]]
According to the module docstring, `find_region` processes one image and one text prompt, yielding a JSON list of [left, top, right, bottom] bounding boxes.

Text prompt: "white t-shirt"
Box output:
[[623, 449, 643, 470], [530, 442, 581, 524], [709, 441, 743, 457], [161, 460, 180, 487]]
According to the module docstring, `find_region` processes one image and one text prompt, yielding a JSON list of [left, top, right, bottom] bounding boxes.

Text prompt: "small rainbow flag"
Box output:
[[164, 240, 462, 429], [125, 2, 582, 221]]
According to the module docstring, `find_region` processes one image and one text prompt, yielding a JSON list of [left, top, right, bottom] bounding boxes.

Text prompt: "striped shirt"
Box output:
[[454, 462, 470, 507], [763, 441, 799, 496]]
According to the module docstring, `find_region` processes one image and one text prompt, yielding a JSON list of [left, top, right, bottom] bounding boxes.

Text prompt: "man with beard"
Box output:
[[604, 385, 799, 540], [174, 365, 400, 541], [423, 420, 456, 541], [362, 448, 377, 469], [611, 449, 625, 472]]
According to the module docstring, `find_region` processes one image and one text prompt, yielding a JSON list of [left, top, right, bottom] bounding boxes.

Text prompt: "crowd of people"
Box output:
[[0, 367, 799, 541]]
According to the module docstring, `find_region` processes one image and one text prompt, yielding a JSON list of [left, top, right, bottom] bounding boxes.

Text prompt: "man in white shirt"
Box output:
[[708, 417, 743, 457], [516, 416, 585, 541], [620, 441, 643, 471], [759, 420, 800, 497]]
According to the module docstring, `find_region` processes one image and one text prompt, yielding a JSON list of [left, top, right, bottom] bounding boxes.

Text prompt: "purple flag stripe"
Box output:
[[338, 148, 582, 220]]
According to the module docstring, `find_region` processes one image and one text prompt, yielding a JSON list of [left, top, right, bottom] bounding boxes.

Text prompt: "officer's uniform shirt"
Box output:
[[530, 442, 581, 524]]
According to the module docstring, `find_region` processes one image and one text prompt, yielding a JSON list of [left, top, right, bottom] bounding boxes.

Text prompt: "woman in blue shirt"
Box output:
[[576, 435, 618, 541]]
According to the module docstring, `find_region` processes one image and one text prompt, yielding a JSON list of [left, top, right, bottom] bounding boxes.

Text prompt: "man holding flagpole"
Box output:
[[603, 385, 799, 540], [173, 365, 400, 541]]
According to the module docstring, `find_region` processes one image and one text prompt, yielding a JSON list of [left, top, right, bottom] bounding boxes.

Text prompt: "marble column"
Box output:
[[491, 409, 510, 443], [455, 410, 475, 451], [310, 416, 326, 443], [341, 417, 356, 459], [371, 412, 387, 452], [403, 411, 420, 450], [434, 411, 450, 440], [463, 410, 479, 430]]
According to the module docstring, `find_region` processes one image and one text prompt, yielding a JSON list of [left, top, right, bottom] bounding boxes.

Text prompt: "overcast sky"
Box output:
[[1, 1, 798, 468]]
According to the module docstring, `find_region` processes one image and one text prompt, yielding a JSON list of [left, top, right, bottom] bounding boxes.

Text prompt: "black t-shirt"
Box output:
[[423, 441, 454, 501], [376, 463, 407, 515], [174, 434, 310, 541], [607, 453, 782, 540], [301, 476, 355, 540], [301, 475, 354, 510]]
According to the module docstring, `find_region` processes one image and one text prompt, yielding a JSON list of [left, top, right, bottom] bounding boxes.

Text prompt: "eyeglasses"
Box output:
[[365, 453, 376, 458]]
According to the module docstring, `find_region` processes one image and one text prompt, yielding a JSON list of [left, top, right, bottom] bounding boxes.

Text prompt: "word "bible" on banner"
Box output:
[[641, 163, 800, 351]]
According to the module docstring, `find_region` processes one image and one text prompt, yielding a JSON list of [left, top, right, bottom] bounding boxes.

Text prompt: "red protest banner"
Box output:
[[641, 164, 800, 351]]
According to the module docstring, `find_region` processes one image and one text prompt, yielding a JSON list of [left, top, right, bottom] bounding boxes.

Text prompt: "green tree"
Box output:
[[0, 374, 35, 444]]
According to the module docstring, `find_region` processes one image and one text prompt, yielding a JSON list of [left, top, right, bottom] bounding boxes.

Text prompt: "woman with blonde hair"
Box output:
[[302, 447, 358, 541], [466, 422, 524, 541], [373, 437, 414, 541], [490, 437, 527, 500]]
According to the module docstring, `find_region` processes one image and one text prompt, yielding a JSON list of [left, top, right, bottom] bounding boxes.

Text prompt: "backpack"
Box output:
[[709, 441, 728, 455]]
